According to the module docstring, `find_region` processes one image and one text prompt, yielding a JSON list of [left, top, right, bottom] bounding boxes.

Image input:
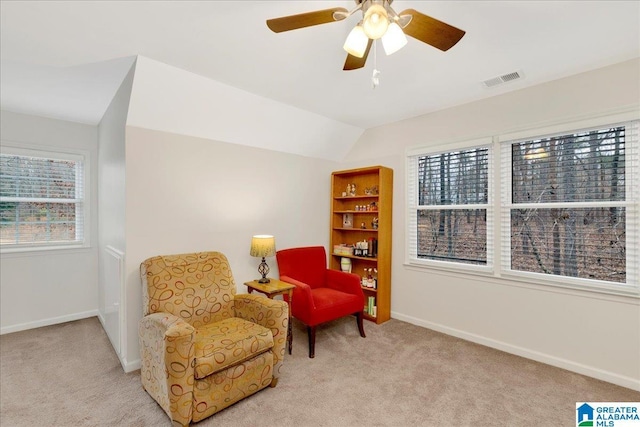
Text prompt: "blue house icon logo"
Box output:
[[577, 403, 594, 426]]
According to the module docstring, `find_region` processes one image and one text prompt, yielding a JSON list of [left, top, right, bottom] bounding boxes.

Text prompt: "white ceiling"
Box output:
[[1, 1, 639, 129]]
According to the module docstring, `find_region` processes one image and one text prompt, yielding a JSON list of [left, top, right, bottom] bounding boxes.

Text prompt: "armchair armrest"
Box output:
[[139, 312, 195, 426], [233, 294, 288, 378], [326, 269, 363, 297], [280, 275, 315, 311]]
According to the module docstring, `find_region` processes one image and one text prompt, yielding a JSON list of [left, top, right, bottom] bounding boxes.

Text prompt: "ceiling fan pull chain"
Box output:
[[372, 40, 380, 89]]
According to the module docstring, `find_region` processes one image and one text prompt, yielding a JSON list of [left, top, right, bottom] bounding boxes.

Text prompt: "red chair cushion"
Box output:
[[306, 288, 363, 325]]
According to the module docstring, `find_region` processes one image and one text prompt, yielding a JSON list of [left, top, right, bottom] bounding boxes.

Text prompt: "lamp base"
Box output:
[[257, 258, 270, 284]]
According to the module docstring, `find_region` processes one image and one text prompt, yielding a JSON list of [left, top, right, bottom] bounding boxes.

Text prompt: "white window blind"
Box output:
[[407, 142, 493, 269], [500, 120, 638, 292], [0, 147, 86, 250]]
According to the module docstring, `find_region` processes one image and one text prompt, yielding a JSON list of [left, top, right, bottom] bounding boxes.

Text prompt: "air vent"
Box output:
[[482, 70, 523, 88]]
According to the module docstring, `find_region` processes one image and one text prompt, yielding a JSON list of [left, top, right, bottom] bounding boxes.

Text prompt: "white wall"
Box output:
[[344, 58, 640, 390], [0, 110, 99, 333], [127, 56, 363, 162], [97, 61, 135, 361], [122, 126, 339, 369]]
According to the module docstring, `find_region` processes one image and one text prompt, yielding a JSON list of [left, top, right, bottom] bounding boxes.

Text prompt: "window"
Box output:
[[407, 116, 639, 295], [501, 120, 638, 291], [407, 139, 493, 270], [0, 145, 88, 251]]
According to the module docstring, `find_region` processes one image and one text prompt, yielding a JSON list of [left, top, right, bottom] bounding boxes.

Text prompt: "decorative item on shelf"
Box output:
[[362, 268, 377, 288], [343, 213, 353, 229], [372, 217, 379, 229], [334, 244, 354, 256], [360, 222, 366, 229], [349, 183, 357, 196], [353, 239, 377, 257], [370, 201, 378, 211], [367, 237, 378, 257], [364, 186, 379, 195], [250, 234, 276, 283], [340, 257, 352, 273]]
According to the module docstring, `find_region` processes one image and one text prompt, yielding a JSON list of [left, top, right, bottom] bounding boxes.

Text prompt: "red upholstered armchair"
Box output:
[[276, 246, 366, 358]]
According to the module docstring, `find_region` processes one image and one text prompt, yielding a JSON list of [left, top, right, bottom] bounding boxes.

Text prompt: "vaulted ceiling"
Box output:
[[1, 1, 639, 129]]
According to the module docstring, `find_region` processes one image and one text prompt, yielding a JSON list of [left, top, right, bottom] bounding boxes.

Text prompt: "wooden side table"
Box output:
[[244, 278, 295, 355]]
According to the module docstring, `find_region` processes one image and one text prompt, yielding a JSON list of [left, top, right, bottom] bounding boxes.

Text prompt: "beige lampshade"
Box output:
[[250, 235, 276, 258]]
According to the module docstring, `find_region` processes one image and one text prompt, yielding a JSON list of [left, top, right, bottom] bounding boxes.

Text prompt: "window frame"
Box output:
[[406, 111, 640, 297], [406, 137, 494, 275], [0, 142, 91, 253]]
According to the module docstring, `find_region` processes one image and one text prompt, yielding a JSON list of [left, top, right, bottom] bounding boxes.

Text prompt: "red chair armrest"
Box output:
[[326, 269, 363, 295], [280, 275, 315, 310]]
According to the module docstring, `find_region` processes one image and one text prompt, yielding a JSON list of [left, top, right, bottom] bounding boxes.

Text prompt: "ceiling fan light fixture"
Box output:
[[266, 3, 466, 72], [362, 3, 389, 39], [381, 22, 407, 55], [343, 24, 369, 58]]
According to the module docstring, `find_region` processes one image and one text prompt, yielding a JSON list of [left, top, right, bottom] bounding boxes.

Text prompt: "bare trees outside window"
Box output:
[[407, 118, 638, 293], [508, 126, 627, 283], [416, 147, 490, 265]]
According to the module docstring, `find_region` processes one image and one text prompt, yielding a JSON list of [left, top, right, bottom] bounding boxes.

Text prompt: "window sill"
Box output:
[[403, 261, 640, 303], [0, 244, 92, 257]]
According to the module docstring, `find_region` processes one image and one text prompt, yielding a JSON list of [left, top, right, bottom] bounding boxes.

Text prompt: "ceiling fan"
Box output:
[[266, 0, 466, 71]]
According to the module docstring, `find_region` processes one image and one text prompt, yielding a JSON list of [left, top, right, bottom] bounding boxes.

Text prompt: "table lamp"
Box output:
[[250, 235, 276, 283]]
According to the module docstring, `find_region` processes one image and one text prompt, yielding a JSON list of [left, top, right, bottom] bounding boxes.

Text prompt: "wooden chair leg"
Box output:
[[307, 325, 316, 358], [356, 312, 366, 338]]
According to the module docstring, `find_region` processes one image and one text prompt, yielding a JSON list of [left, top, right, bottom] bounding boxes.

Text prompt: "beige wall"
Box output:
[[343, 58, 640, 390], [122, 126, 340, 368], [0, 110, 99, 333]]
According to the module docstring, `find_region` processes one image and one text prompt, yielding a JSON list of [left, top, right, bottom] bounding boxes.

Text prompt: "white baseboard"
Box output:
[[0, 310, 99, 335], [391, 311, 640, 392], [122, 357, 141, 373], [96, 312, 140, 373]]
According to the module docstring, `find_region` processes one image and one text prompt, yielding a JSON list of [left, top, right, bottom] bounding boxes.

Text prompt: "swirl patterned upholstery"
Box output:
[[139, 252, 288, 426]]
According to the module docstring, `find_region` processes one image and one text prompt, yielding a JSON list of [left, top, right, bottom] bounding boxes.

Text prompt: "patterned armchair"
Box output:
[[139, 252, 288, 426]]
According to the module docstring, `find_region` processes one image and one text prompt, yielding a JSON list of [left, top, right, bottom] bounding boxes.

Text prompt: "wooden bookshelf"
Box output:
[[329, 166, 393, 324]]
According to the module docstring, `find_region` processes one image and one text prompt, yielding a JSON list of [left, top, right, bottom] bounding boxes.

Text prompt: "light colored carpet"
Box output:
[[1, 315, 638, 426]]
